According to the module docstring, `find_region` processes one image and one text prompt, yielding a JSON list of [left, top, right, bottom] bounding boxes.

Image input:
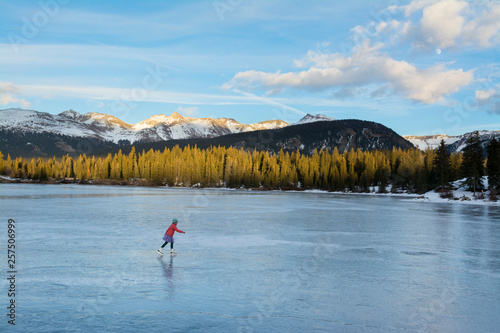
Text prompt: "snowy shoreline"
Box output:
[[294, 188, 498, 206]]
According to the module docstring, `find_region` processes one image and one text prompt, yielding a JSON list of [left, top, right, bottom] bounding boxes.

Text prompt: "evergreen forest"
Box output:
[[1, 131, 499, 194]]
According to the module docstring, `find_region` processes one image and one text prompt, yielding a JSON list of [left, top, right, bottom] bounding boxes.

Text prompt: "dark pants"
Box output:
[[161, 241, 173, 249]]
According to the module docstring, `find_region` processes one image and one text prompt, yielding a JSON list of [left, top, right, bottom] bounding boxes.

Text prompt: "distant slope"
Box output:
[[403, 134, 460, 150], [0, 129, 118, 158], [404, 130, 500, 154]]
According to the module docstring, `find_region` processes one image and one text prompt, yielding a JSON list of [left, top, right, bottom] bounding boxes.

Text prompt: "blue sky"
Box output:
[[1, 0, 499, 136]]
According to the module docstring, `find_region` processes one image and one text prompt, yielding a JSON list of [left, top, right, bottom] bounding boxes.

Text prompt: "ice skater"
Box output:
[[157, 218, 185, 255]]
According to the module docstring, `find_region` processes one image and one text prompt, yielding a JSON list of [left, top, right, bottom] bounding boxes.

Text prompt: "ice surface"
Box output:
[[0, 184, 499, 332]]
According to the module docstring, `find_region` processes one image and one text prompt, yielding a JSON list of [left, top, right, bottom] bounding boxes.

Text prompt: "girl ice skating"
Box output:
[[157, 218, 185, 255]]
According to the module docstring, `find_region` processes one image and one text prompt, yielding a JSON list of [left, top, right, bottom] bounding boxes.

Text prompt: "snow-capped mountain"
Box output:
[[124, 119, 414, 157], [292, 113, 335, 125], [446, 130, 500, 153], [0, 108, 289, 144], [404, 130, 500, 153], [4, 108, 499, 157], [402, 134, 460, 150], [1, 108, 414, 157]]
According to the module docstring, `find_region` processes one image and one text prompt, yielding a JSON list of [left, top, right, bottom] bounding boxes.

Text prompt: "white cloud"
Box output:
[[475, 89, 496, 101], [475, 86, 500, 113], [358, 0, 500, 51], [418, 0, 467, 49], [0, 82, 31, 108], [227, 42, 473, 104], [462, 2, 500, 48], [351, 20, 401, 40], [398, 0, 500, 50], [223, 0, 500, 108]]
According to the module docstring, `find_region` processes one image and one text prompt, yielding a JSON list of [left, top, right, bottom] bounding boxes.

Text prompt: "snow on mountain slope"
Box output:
[[3, 108, 497, 153], [446, 130, 500, 153], [79, 112, 132, 130], [132, 113, 184, 130], [0, 108, 98, 138], [292, 114, 335, 125], [59, 109, 80, 120], [403, 134, 460, 150], [0, 108, 289, 144], [404, 130, 500, 153], [249, 119, 289, 130]]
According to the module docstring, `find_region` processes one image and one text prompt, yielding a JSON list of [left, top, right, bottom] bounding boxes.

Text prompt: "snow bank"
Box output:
[[414, 178, 498, 206]]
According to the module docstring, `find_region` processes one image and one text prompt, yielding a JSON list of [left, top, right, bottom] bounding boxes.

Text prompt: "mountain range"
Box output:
[[105, 118, 414, 157], [1, 108, 498, 158], [0, 108, 410, 157], [403, 131, 500, 153], [0, 108, 290, 144]]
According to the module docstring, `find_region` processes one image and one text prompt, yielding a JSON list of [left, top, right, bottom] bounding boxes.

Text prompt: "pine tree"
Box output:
[[5, 154, 13, 176], [37, 157, 48, 181], [450, 151, 462, 181], [0, 151, 3, 174], [345, 149, 358, 191], [110, 151, 123, 180], [133, 157, 140, 180], [90, 156, 99, 180], [394, 150, 417, 192], [433, 139, 452, 190], [486, 137, 500, 191], [123, 146, 136, 180], [337, 154, 348, 191], [361, 152, 376, 192], [60, 155, 75, 178], [102, 154, 112, 179], [13, 158, 27, 178], [28, 158, 37, 179], [373, 150, 390, 193], [48, 156, 59, 178], [461, 131, 484, 194]]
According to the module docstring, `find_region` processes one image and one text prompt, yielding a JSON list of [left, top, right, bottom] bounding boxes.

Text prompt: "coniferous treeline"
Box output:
[[0, 145, 455, 193], [1, 133, 499, 194]]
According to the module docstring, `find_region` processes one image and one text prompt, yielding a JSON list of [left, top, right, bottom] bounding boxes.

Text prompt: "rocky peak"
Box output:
[[293, 113, 335, 126], [170, 111, 184, 119], [58, 109, 80, 119]]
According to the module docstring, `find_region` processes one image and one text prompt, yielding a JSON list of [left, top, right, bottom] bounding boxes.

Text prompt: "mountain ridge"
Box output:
[[2, 108, 499, 158], [98, 118, 414, 157], [403, 130, 500, 153], [0, 108, 290, 144], [0, 108, 413, 157]]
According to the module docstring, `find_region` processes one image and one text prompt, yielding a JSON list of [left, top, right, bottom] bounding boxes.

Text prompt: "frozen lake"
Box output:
[[1, 184, 499, 332]]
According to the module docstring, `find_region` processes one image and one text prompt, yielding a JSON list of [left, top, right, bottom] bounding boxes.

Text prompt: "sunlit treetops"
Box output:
[[1, 135, 499, 194]]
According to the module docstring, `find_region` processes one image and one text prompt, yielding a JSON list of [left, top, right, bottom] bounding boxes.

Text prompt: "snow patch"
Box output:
[[414, 178, 497, 206], [291, 114, 335, 126]]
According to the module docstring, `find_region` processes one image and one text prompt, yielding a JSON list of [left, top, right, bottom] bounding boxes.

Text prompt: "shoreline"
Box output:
[[1, 176, 497, 206], [0, 176, 413, 194]]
